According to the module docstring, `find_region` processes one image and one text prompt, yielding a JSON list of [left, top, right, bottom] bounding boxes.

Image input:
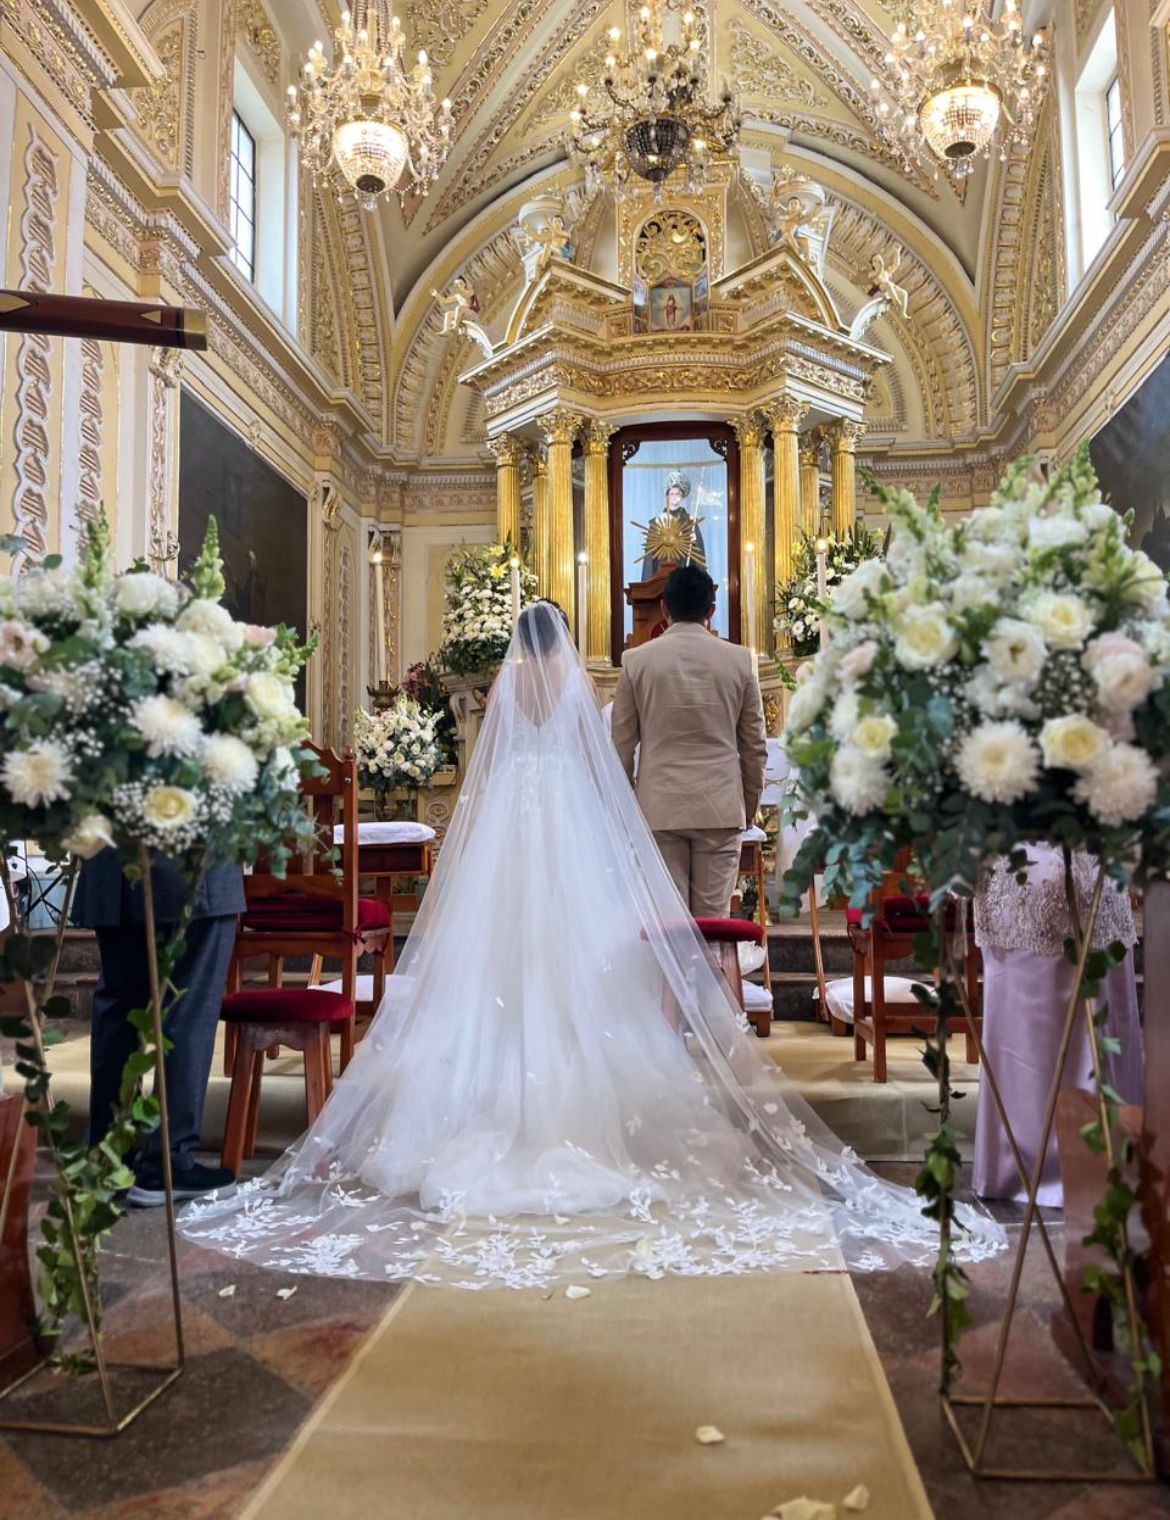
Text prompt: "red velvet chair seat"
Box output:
[[222, 988, 355, 1025], [240, 895, 391, 934], [694, 917, 765, 946]]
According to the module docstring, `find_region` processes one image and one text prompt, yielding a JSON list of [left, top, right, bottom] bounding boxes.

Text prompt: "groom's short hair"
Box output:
[[664, 565, 716, 623]]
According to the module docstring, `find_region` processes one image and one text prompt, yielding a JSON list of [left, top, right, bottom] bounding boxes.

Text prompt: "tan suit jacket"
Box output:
[[610, 623, 768, 832]]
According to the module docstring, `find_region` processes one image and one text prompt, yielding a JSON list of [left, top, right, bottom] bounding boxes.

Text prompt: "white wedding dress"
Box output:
[[181, 604, 1004, 1286]]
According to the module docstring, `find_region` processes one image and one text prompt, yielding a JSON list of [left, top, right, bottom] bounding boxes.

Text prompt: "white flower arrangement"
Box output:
[[439, 542, 537, 677], [779, 446, 1170, 913], [354, 697, 444, 796], [0, 515, 317, 867], [774, 526, 883, 656]]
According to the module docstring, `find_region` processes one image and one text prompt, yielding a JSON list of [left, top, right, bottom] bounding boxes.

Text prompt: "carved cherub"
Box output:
[[432, 276, 477, 334], [777, 195, 814, 264], [868, 249, 910, 321], [526, 214, 571, 270]]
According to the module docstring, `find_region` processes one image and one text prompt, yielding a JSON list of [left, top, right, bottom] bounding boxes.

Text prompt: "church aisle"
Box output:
[[240, 1270, 931, 1520]]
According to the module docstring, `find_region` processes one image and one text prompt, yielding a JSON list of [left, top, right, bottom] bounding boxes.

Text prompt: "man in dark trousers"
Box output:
[[73, 852, 244, 1206]]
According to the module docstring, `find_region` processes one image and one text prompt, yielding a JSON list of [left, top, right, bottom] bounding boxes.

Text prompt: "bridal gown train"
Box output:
[[181, 604, 1004, 1287]]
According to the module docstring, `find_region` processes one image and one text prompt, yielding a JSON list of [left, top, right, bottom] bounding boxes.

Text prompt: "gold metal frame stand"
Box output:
[[938, 864, 1156, 1482], [0, 850, 185, 1436]]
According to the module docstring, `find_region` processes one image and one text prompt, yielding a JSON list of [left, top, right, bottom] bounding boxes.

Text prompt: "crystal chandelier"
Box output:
[[288, 0, 454, 210], [869, 0, 1048, 179], [569, 1, 739, 194]]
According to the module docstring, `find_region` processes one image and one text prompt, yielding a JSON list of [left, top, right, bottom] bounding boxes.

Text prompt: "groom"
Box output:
[[611, 564, 768, 916]]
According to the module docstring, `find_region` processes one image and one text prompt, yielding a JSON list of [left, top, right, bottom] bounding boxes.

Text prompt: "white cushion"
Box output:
[[741, 825, 767, 844], [334, 821, 436, 845], [742, 981, 773, 1013], [815, 975, 924, 1025], [322, 974, 416, 1012]]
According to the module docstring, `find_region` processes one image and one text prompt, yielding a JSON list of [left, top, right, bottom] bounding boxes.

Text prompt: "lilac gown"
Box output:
[[972, 848, 1144, 1207]]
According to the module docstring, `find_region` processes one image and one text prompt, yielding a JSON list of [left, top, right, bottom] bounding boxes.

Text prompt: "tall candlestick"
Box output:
[[370, 540, 386, 687], [816, 537, 829, 651], [509, 556, 521, 628], [576, 551, 588, 659], [743, 541, 758, 669]]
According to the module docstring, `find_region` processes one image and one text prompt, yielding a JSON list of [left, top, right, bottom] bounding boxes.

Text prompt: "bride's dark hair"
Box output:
[[517, 599, 569, 655]]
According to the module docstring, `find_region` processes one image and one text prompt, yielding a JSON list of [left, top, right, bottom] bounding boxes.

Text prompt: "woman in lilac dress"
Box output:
[[972, 846, 1144, 1206]]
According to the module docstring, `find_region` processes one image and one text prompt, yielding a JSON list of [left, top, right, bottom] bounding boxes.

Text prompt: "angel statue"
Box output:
[[433, 276, 477, 335], [777, 195, 815, 265], [637, 470, 708, 580], [868, 250, 910, 321], [527, 213, 572, 271]]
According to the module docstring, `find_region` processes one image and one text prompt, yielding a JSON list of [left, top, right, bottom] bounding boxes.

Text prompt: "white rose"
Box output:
[[965, 666, 1037, 721], [1091, 651, 1162, 713], [832, 559, 887, 620], [1028, 513, 1088, 552], [886, 529, 925, 582], [850, 712, 898, 762], [202, 733, 260, 794], [1039, 714, 1110, 771], [785, 681, 825, 735], [982, 618, 1047, 686], [894, 605, 956, 670], [62, 813, 116, 860], [142, 785, 199, 831], [1122, 550, 1169, 612], [113, 571, 179, 620], [245, 671, 298, 722], [177, 599, 244, 651], [949, 574, 997, 614], [1023, 591, 1095, 650], [182, 631, 228, 680], [829, 691, 861, 742], [960, 541, 1019, 581]]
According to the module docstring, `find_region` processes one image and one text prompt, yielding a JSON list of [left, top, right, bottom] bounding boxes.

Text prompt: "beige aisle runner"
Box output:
[[242, 1271, 934, 1520]]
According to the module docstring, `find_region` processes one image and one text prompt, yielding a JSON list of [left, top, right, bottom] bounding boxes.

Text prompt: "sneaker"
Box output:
[[126, 1161, 237, 1208]]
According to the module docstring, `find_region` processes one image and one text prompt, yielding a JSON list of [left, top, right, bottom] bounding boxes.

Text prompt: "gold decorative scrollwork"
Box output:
[[635, 209, 708, 285]]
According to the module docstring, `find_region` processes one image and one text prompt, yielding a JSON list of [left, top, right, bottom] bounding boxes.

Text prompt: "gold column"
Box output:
[[531, 451, 549, 592], [799, 435, 822, 536], [767, 398, 808, 594], [487, 434, 524, 550], [827, 420, 865, 536], [582, 420, 616, 665], [538, 409, 580, 624], [734, 414, 768, 655]]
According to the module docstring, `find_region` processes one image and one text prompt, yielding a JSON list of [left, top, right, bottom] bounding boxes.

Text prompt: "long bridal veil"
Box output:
[[182, 602, 1004, 1286]]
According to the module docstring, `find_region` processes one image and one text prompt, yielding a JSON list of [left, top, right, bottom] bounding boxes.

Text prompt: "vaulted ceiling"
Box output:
[[289, 0, 995, 313]]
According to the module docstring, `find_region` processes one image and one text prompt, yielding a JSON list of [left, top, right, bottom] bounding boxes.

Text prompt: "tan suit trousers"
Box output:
[[654, 827, 743, 918]]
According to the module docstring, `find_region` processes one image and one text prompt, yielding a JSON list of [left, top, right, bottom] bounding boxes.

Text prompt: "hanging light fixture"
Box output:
[[568, 0, 740, 194], [869, 0, 1048, 180], [288, 0, 454, 210]]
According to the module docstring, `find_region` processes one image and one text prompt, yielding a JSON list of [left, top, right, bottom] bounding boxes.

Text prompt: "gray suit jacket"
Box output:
[[610, 622, 768, 832], [72, 849, 245, 929]]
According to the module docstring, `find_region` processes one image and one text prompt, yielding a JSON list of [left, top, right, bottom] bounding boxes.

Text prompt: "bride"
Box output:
[[182, 601, 1003, 1287]]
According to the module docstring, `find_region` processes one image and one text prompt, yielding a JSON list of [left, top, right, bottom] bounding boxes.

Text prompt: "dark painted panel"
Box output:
[[1089, 355, 1170, 572]]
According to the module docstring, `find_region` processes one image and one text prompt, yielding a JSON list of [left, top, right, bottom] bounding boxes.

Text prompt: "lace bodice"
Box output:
[[974, 848, 1137, 955]]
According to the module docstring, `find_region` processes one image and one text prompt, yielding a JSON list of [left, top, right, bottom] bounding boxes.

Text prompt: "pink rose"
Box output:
[[0, 618, 49, 670], [242, 623, 277, 649], [1083, 632, 1143, 671], [837, 640, 878, 684]]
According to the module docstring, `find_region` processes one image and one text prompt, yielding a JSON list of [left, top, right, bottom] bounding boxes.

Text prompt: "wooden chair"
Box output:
[[846, 870, 980, 1083], [229, 741, 391, 1072], [696, 917, 771, 1038], [220, 988, 353, 1174]]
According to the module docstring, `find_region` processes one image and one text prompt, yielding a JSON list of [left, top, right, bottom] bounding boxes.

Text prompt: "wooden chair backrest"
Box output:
[[244, 740, 358, 929]]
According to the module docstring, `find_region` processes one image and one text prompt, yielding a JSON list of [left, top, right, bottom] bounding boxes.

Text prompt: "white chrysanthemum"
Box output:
[[829, 747, 889, 815], [832, 559, 887, 620], [1028, 513, 1088, 552], [130, 623, 194, 675], [965, 665, 1037, 720], [1023, 590, 1095, 650], [141, 785, 199, 831], [202, 733, 259, 793], [13, 565, 80, 620], [1074, 743, 1158, 827], [113, 571, 179, 620], [131, 694, 203, 758], [955, 722, 1040, 804], [785, 681, 825, 734], [62, 813, 116, 860], [2, 740, 73, 808], [177, 598, 244, 650], [0, 618, 50, 671], [966, 506, 1006, 544], [894, 605, 956, 670], [1040, 714, 1110, 772], [850, 713, 898, 763], [983, 618, 1047, 686]]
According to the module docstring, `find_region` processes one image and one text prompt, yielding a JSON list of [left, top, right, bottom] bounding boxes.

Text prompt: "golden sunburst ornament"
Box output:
[[632, 510, 707, 569]]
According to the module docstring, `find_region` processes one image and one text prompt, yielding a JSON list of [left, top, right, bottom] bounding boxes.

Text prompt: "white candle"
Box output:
[[371, 540, 386, 687], [576, 550, 588, 659], [816, 538, 829, 651], [743, 541, 758, 663], [509, 556, 521, 628]]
